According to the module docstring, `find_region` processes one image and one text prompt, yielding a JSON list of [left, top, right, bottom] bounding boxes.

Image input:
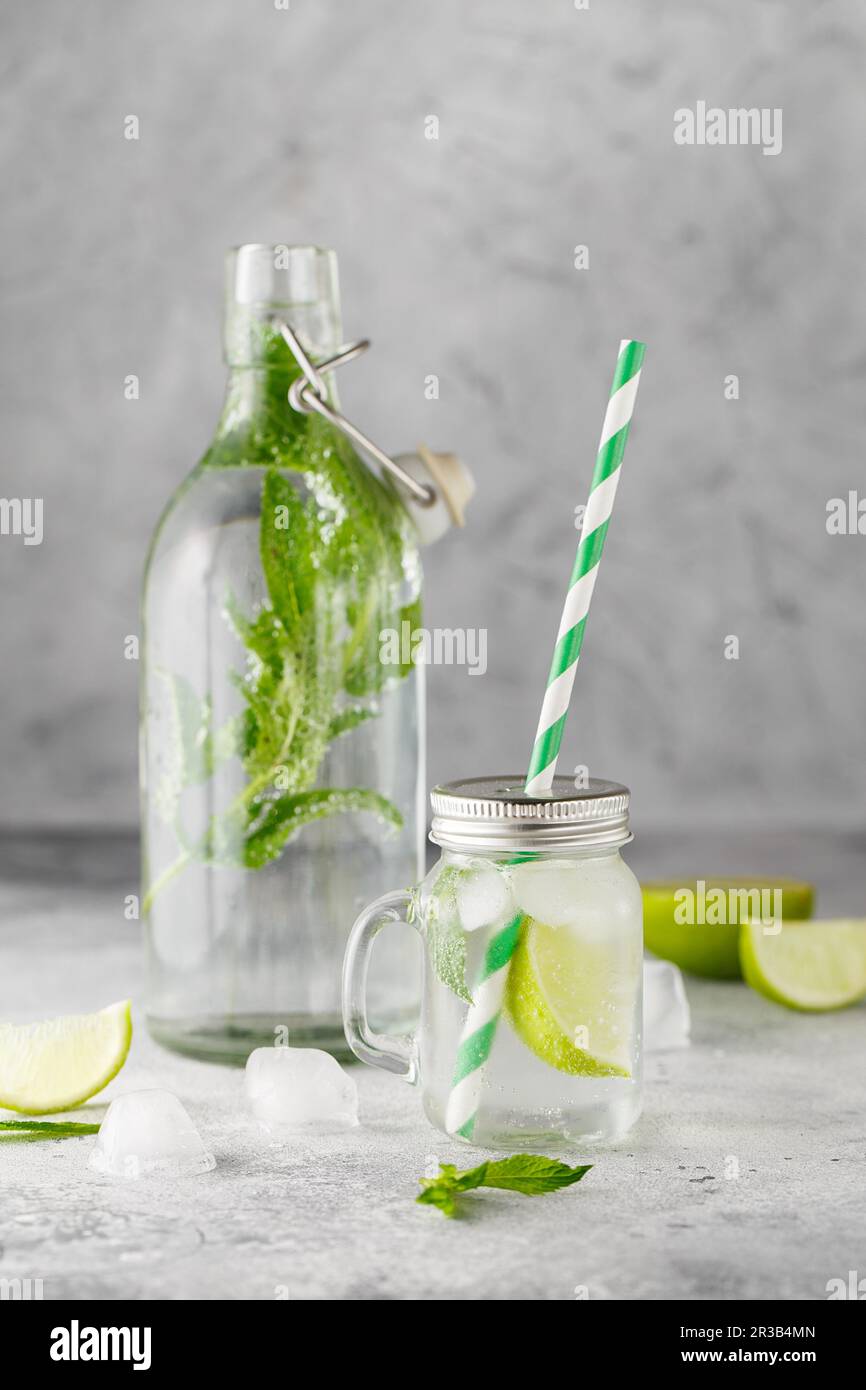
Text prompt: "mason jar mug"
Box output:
[[343, 777, 644, 1148]]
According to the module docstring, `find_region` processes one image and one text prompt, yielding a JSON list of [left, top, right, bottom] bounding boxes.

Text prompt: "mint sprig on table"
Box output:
[[417, 1155, 592, 1218], [0, 1120, 101, 1141], [144, 415, 420, 912]]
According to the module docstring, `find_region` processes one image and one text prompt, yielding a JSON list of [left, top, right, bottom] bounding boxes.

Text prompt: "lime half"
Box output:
[[643, 878, 814, 979], [740, 919, 866, 1012], [505, 919, 637, 1077], [0, 1000, 132, 1115]]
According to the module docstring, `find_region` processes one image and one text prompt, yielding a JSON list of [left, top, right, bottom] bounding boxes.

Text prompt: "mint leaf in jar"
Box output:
[[425, 866, 473, 1005]]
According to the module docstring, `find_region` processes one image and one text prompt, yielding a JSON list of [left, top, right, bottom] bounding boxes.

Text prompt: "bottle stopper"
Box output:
[[394, 445, 476, 545]]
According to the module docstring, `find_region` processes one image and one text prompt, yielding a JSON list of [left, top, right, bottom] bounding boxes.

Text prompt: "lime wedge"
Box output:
[[740, 919, 866, 1012], [642, 878, 813, 979], [0, 1001, 132, 1115], [505, 918, 638, 1077]]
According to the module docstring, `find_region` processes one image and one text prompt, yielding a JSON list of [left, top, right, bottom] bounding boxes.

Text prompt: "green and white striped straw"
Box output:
[[444, 911, 523, 1139], [525, 339, 645, 796], [445, 339, 645, 1141]]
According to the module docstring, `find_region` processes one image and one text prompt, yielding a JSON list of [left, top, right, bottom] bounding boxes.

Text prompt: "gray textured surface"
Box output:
[[1, 831, 863, 1302], [1, 1, 866, 830]]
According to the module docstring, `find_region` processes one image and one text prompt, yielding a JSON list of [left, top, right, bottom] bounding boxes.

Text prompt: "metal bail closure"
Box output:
[[277, 320, 474, 545]]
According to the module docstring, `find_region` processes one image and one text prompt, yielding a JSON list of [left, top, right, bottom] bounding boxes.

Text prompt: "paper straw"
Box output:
[[445, 340, 645, 1141], [525, 339, 645, 796], [444, 911, 523, 1139]]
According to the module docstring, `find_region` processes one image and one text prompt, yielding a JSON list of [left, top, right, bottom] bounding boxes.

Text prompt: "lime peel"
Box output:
[[0, 1000, 132, 1115], [505, 919, 635, 1077], [642, 878, 814, 979], [740, 919, 866, 1012]]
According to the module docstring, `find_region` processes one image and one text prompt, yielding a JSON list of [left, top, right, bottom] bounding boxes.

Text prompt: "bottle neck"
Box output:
[[214, 311, 340, 447], [214, 246, 344, 450]]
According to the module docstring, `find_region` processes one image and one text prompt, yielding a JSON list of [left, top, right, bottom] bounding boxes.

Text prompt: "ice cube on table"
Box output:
[[88, 1090, 216, 1179], [455, 866, 513, 932], [643, 957, 691, 1051], [244, 1047, 359, 1136]]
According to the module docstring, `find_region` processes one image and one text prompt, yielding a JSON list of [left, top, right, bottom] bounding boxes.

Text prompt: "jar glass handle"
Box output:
[[342, 889, 420, 1082]]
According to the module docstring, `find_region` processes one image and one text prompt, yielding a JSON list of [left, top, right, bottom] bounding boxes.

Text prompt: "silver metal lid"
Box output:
[[429, 775, 631, 852]]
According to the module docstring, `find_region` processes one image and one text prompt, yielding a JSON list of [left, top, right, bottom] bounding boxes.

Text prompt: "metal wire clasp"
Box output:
[[277, 321, 436, 507]]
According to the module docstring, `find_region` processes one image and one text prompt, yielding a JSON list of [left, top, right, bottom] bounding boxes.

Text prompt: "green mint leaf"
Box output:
[[416, 1186, 459, 1217], [223, 597, 284, 674], [343, 585, 390, 699], [0, 1120, 101, 1140], [397, 597, 423, 678], [327, 705, 378, 741], [479, 1155, 593, 1195], [417, 1156, 591, 1217], [241, 788, 403, 869], [416, 1162, 489, 1218], [373, 596, 424, 684], [146, 413, 422, 905], [163, 672, 214, 781], [153, 673, 210, 824], [426, 866, 472, 1005], [259, 470, 316, 645], [153, 671, 240, 836]]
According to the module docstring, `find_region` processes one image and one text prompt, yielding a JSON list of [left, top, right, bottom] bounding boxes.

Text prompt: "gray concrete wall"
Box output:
[[1, 0, 864, 830]]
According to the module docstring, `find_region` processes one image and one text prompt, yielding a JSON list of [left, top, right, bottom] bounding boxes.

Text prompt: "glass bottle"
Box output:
[[141, 244, 425, 1063]]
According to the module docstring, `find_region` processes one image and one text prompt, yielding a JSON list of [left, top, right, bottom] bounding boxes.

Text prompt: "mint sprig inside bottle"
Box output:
[[141, 245, 424, 1064]]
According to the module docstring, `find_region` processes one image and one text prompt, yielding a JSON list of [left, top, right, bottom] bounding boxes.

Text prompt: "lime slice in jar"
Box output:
[[505, 919, 637, 1078]]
